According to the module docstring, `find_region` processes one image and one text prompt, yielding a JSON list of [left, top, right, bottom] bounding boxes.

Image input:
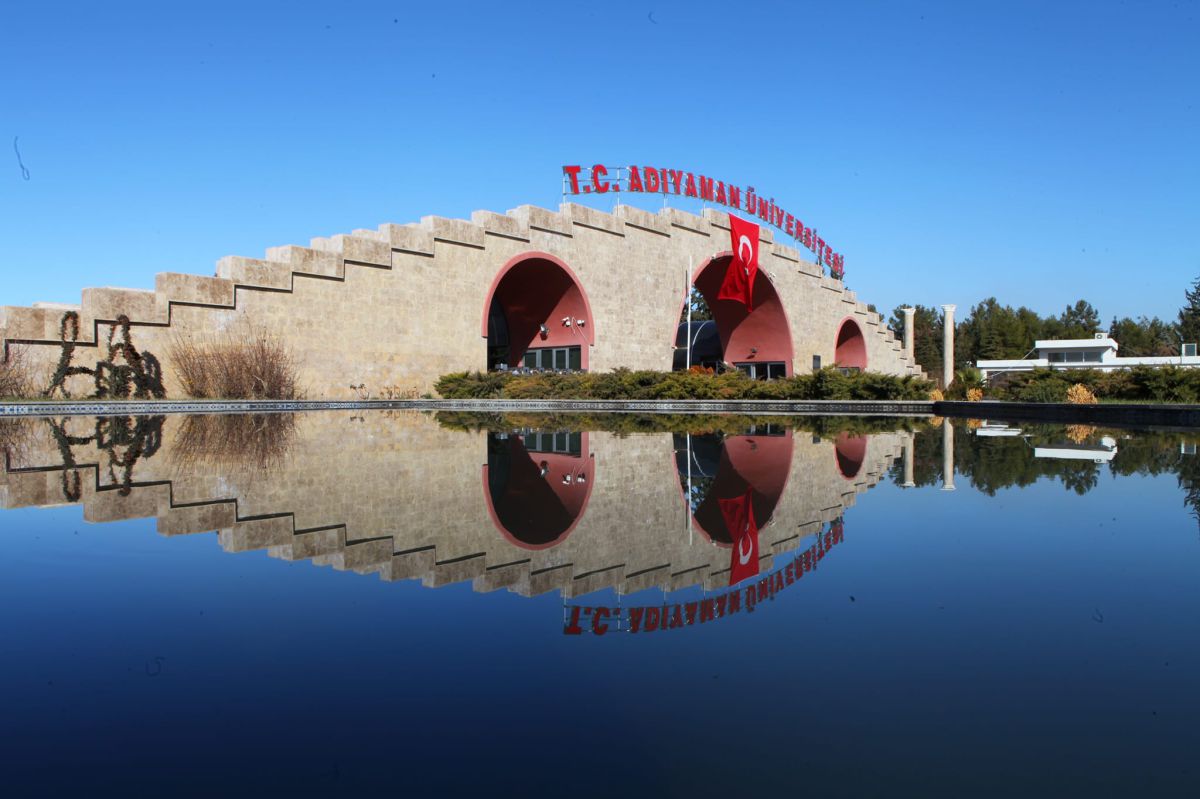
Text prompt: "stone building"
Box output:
[[2, 204, 921, 398]]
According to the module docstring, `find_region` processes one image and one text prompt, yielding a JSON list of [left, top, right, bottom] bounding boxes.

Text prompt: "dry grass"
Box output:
[[171, 413, 297, 472], [1066, 383, 1098, 405], [966, 387, 984, 402], [169, 327, 301, 399], [0, 345, 34, 399], [928, 388, 944, 401]]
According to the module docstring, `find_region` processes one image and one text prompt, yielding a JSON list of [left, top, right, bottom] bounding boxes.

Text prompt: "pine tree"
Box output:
[[1179, 276, 1200, 347]]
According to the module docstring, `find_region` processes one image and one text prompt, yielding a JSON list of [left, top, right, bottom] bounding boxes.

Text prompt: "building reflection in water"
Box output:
[[1, 412, 916, 598]]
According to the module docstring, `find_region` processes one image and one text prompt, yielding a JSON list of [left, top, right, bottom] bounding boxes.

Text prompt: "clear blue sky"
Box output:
[[3, 0, 1198, 323]]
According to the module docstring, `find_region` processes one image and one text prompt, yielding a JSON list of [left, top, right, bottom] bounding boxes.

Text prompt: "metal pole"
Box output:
[[686, 256, 692, 371], [686, 432, 693, 545]]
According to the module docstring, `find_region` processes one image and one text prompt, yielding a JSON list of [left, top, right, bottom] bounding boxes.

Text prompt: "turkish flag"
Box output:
[[720, 488, 759, 586], [717, 214, 760, 311]]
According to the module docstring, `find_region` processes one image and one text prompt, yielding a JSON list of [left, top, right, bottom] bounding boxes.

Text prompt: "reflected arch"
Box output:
[[483, 252, 595, 371], [675, 428, 795, 545], [833, 431, 867, 480], [483, 431, 594, 550], [677, 252, 795, 379], [835, 317, 867, 371]]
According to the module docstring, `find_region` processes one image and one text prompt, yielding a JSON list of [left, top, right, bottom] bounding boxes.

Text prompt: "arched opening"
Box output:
[[675, 253, 794, 379], [483, 431, 593, 550], [482, 252, 594, 371], [834, 432, 867, 479], [835, 318, 867, 371], [674, 427, 794, 545]]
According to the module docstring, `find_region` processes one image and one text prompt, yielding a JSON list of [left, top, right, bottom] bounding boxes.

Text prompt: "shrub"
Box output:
[[966, 387, 984, 402], [0, 345, 33, 399], [433, 367, 933, 401], [170, 327, 301, 399], [1066, 383, 1097, 404]]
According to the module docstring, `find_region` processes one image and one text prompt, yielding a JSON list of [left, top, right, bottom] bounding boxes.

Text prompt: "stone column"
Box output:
[[901, 432, 915, 488], [941, 421, 956, 491], [941, 304, 956, 388], [901, 306, 915, 363]]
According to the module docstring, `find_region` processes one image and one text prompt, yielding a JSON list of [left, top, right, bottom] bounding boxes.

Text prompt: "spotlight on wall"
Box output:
[[562, 317, 572, 327], [576, 319, 586, 327], [750, 347, 758, 355], [539, 324, 549, 336]]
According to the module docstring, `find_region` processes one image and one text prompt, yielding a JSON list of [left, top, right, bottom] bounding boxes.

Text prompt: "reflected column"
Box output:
[[902, 432, 915, 488], [941, 421, 956, 491]]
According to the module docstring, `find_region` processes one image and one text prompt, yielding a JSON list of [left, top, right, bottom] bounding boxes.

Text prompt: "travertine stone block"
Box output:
[[615, 205, 670, 237], [155, 273, 235, 309], [470, 211, 530, 241], [377, 224, 435, 257], [420, 216, 487, 249], [508, 205, 571, 236], [216, 256, 293, 292]]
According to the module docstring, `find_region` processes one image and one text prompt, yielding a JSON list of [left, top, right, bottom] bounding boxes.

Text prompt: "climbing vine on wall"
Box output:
[[46, 415, 164, 501], [43, 312, 166, 399]]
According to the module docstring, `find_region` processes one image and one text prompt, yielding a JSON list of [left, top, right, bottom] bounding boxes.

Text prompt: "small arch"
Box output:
[[482, 251, 594, 371], [834, 432, 867, 480], [835, 317, 867, 371]]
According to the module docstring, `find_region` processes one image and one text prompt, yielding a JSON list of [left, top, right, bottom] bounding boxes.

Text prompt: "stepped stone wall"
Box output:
[[1, 204, 921, 398], [0, 412, 909, 597]]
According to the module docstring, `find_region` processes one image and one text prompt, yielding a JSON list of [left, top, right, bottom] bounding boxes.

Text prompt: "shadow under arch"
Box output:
[[834, 431, 867, 480], [835, 316, 867, 371], [483, 431, 594, 550], [483, 251, 595, 371], [675, 428, 795, 545], [677, 252, 795, 377]]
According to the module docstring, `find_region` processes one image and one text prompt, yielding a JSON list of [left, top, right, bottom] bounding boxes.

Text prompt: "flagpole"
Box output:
[[685, 256, 692, 372], [686, 432, 693, 546]]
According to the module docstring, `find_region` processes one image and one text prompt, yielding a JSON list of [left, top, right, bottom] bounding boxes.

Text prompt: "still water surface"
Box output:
[[2, 412, 1199, 796]]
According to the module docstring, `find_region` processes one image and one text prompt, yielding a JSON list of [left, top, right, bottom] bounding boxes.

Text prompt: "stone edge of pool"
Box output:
[[2, 398, 1200, 426]]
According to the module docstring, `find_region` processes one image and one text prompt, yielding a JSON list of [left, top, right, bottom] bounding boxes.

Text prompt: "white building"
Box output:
[[977, 336, 1200, 381]]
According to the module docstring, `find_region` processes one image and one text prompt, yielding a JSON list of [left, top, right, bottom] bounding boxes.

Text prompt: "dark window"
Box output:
[[767, 363, 787, 379], [554, 348, 568, 370], [569, 347, 582, 371], [812, 355, 821, 371]]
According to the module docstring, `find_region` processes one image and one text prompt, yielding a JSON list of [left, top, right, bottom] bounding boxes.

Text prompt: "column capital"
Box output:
[[901, 306, 915, 315], [941, 304, 957, 314]]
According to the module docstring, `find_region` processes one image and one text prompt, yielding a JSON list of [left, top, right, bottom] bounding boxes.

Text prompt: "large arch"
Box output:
[[834, 317, 867, 371], [483, 431, 594, 550], [482, 252, 594, 371], [678, 252, 795, 378]]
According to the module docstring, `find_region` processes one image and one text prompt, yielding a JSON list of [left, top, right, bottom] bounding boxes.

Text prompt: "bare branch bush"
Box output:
[[169, 327, 301, 399]]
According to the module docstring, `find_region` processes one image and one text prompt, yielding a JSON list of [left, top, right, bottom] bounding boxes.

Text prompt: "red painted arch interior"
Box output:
[[691, 432, 795, 544], [834, 432, 867, 479], [835, 317, 867, 370], [483, 252, 594, 369], [691, 254, 794, 375]]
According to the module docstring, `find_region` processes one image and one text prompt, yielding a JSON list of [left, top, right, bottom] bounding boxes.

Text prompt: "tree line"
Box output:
[[888, 276, 1200, 377]]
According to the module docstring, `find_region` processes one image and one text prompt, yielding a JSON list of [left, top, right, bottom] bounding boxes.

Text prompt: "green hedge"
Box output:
[[434, 367, 934, 401], [991, 366, 1200, 403]]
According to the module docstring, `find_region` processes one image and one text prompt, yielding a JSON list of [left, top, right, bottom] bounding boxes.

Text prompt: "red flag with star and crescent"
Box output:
[[720, 488, 759, 586], [717, 214, 760, 311]]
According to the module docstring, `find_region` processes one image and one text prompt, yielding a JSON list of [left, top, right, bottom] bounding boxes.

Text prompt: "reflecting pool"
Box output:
[[2, 412, 1200, 795]]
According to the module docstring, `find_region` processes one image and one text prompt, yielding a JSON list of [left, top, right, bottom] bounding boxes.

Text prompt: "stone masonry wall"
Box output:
[[1, 205, 922, 399]]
